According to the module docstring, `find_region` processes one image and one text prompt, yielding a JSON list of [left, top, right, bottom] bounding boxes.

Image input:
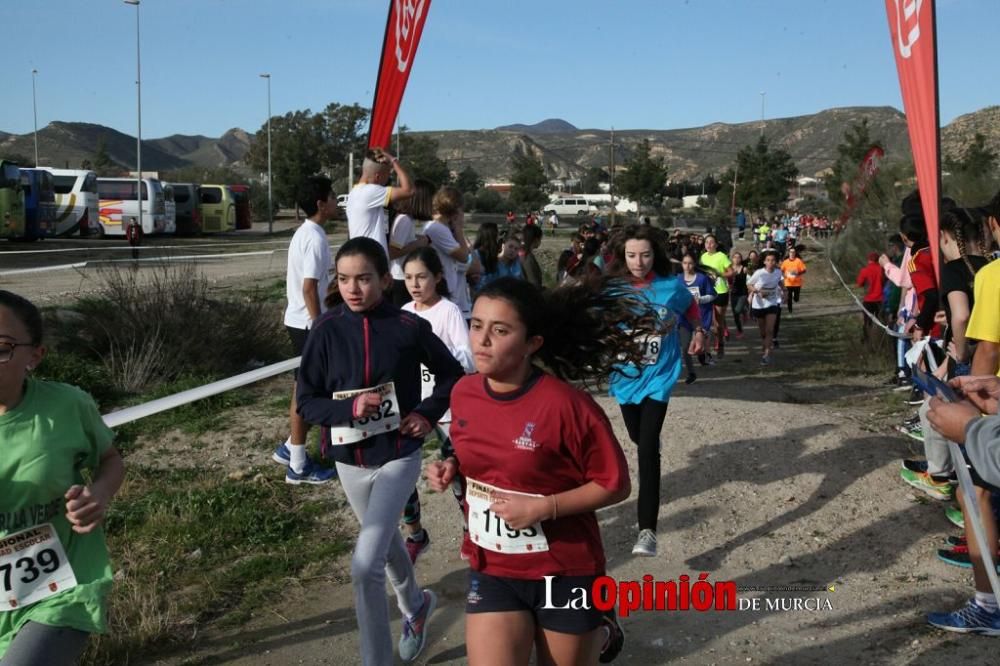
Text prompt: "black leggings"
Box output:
[[786, 287, 801, 312], [619, 397, 670, 531]]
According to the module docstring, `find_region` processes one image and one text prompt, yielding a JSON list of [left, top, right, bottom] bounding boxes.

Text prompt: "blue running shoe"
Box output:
[[285, 460, 337, 485], [272, 442, 291, 466], [399, 589, 437, 662], [927, 599, 1000, 636]]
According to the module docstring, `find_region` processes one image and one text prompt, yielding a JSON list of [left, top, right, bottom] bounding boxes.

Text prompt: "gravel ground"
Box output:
[[13, 232, 991, 664], [140, 304, 992, 665]]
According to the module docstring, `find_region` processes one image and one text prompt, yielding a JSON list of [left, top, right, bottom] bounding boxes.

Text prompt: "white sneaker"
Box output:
[[632, 529, 657, 557]]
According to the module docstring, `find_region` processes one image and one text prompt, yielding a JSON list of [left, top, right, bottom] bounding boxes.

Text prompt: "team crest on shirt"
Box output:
[[513, 422, 539, 451]]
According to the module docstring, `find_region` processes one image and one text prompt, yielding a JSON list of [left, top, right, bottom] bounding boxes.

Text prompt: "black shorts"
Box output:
[[465, 570, 604, 635], [862, 301, 881, 317], [751, 305, 781, 318], [714, 292, 730, 308], [286, 325, 309, 378]]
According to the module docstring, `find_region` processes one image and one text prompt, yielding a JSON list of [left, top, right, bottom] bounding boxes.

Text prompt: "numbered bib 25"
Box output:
[[466, 478, 549, 554], [1, 523, 77, 612], [329, 382, 400, 445]]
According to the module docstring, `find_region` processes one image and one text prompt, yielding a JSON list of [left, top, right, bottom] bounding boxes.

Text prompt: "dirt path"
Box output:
[[135, 290, 990, 666], [18, 233, 984, 665]]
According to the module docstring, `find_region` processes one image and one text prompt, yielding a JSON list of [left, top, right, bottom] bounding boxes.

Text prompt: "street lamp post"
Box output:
[[31, 69, 39, 167], [760, 91, 766, 137], [259, 73, 272, 234], [125, 0, 142, 236]]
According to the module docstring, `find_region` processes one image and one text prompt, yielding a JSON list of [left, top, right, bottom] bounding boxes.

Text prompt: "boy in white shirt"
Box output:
[[272, 176, 338, 484]]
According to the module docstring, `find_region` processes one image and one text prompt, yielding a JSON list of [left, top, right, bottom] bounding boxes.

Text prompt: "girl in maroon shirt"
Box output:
[[426, 276, 659, 664]]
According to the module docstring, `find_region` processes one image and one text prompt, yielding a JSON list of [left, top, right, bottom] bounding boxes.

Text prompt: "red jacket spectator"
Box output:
[[856, 253, 884, 303]]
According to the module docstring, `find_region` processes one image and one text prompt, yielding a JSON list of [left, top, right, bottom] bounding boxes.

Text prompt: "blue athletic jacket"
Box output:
[[297, 299, 464, 467]]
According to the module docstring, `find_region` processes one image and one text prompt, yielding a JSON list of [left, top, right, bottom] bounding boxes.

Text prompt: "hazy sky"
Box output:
[[3, 0, 996, 138]]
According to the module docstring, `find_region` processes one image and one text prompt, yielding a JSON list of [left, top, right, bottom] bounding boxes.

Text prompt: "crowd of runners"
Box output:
[[3, 145, 1000, 664], [268, 150, 823, 664]]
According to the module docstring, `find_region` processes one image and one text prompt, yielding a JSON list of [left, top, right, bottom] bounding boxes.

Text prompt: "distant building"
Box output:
[[484, 182, 513, 194]]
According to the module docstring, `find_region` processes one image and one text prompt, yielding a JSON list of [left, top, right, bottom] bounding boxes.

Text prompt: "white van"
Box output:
[[162, 183, 177, 234], [40, 168, 99, 237], [96, 177, 167, 236], [543, 197, 597, 216]]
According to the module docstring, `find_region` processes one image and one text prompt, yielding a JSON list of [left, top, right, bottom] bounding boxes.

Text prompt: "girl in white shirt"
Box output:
[[747, 250, 785, 366], [399, 247, 475, 563], [388, 179, 435, 305]]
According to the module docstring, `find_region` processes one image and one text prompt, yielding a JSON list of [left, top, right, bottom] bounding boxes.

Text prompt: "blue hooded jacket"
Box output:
[[297, 299, 464, 467]]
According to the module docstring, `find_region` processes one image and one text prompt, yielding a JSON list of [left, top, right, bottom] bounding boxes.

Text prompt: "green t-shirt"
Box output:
[[699, 251, 733, 295], [0, 379, 114, 656]]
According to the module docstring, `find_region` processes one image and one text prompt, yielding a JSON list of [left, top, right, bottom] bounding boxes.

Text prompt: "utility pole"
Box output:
[[124, 0, 143, 237], [760, 91, 766, 137], [609, 127, 616, 226], [31, 69, 39, 166], [730, 160, 739, 218], [259, 73, 272, 234]]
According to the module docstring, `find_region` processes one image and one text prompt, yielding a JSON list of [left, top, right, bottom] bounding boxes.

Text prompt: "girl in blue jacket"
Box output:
[[608, 226, 705, 558], [297, 237, 464, 665]]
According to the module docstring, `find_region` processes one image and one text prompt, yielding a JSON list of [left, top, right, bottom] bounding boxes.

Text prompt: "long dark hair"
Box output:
[[610, 224, 673, 277], [899, 213, 928, 249], [475, 222, 501, 275], [324, 237, 389, 309], [403, 246, 451, 297], [940, 206, 986, 281], [474, 277, 669, 387]]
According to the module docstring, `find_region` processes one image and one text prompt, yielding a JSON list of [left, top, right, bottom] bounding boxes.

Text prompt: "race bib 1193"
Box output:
[[466, 478, 549, 554]]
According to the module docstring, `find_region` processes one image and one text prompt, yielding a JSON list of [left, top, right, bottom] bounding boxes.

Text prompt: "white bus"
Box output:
[[40, 168, 99, 236], [96, 177, 167, 237]]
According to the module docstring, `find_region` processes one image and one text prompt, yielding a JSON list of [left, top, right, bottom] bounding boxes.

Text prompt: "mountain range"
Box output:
[[2, 106, 997, 182]]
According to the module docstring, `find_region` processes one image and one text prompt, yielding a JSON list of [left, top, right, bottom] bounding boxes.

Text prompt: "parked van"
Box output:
[[19, 169, 57, 239], [41, 168, 99, 237], [96, 177, 167, 237], [0, 160, 26, 240], [543, 197, 597, 216], [198, 184, 236, 233], [229, 184, 252, 229], [162, 183, 177, 234], [169, 182, 201, 234]]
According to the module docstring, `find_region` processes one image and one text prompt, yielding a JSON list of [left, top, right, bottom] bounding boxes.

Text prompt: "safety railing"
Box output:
[[102, 357, 300, 428]]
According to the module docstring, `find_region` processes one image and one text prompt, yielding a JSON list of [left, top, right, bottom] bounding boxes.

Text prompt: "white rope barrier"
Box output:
[[0, 262, 89, 276], [102, 357, 300, 428], [0, 250, 282, 276], [0, 239, 292, 255]]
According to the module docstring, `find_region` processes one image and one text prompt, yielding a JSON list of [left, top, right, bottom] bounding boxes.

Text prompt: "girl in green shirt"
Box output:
[[0, 291, 124, 664]]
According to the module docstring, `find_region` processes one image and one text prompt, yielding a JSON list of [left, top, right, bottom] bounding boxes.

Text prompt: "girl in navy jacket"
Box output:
[[297, 237, 463, 665]]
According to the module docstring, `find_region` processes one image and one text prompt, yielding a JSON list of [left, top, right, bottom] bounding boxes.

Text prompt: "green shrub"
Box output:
[[69, 263, 289, 394]]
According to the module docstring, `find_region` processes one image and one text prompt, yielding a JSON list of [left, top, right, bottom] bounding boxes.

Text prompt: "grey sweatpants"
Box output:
[[0, 622, 89, 666], [336, 450, 425, 666], [920, 398, 954, 477]]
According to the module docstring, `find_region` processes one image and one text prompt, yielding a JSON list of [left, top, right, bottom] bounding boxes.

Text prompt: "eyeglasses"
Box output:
[[0, 341, 35, 364]]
